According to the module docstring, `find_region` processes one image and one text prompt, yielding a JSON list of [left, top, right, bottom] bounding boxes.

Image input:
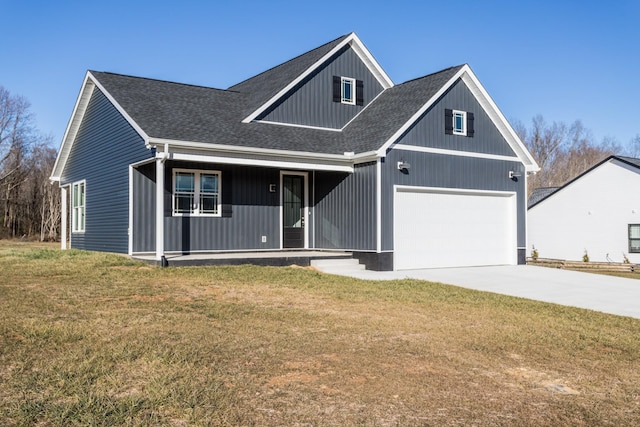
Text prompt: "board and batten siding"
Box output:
[[382, 143, 527, 257], [313, 162, 377, 251], [258, 46, 384, 129], [60, 88, 152, 253], [133, 161, 282, 253], [398, 79, 516, 157]]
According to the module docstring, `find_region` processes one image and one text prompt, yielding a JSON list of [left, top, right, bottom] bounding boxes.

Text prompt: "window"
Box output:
[[173, 169, 221, 216], [629, 224, 640, 253], [72, 181, 85, 232], [453, 110, 466, 135], [333, 76, 364, 105], [341, 77, 355, 104], [445, 109, 474, 137]]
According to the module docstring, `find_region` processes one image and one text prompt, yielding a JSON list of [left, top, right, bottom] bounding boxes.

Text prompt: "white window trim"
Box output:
[[172, 168, 222, 217], [341, 76, 356, 105], [453, 110, 467, 136], [71, 180, 86, 233]]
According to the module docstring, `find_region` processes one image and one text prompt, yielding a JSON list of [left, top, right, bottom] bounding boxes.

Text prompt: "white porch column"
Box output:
[[61, 186, 68, 250], [155, 157, 165, 261]]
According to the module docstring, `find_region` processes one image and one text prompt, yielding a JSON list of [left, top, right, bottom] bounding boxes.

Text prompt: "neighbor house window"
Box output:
[[72, 181, 85, 232], [173, 169, 221, 216], [629, 224, 640, 253], [453, 110, 466, 135]]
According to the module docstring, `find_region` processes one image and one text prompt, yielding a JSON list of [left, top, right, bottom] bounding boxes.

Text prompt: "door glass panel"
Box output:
[[284, 176, 303, 228]]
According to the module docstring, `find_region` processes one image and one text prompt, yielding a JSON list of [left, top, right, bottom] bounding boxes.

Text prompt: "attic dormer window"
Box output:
[[333, 76, 364, 106], [445, 109, 475, 137], [341, 77, 355, 104]]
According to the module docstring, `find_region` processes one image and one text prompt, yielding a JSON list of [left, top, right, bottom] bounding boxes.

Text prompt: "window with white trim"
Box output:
[[72, 181, 86, 232], [341, 77, 356, 105], [173, 169, 221, 216], [629, 224, 640, 253], [453, 110, 467, 135]]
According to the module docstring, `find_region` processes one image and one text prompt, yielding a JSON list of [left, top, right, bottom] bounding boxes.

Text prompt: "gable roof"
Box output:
[[528, 155, 640, 209], [51, 33, 538, 181], [233, 32, 394, 123]]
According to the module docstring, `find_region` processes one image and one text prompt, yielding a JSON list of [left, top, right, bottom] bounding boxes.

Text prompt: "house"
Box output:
[[528, 155, 640, 263], [50, 33, 539, 270]]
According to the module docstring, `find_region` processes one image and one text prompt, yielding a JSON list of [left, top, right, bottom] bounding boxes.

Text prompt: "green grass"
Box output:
[[1, 241, 640, 426]]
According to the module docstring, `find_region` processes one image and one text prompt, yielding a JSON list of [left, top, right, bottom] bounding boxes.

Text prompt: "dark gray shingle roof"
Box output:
[[228, 34, 350, 116], [527, 187, 559, 208], [89, 43, 464, 156]]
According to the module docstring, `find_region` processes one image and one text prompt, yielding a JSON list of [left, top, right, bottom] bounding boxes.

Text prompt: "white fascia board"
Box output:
[[242, 33, 394, 124], [348, 33, 394, 89], [50, 71, 150, 182], [376, 65, 540, 173], [88, 72, 150, 144], [459, 68, 539, 172], [50, 73, 95, 181], [376, 67, 467, 157], [148, 137, 355, 162], [163, 151, 354, 173], [394, 144, 521, 163]]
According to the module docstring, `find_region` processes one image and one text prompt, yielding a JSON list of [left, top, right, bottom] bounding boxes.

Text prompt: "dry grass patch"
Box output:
[[1, 241, 640, 425]]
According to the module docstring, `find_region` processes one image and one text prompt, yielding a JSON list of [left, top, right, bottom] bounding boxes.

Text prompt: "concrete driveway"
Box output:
[[331, 265, 640, 319]]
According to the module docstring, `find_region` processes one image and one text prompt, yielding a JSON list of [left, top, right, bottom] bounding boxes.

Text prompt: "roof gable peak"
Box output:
[[239, 32, 393, 124]]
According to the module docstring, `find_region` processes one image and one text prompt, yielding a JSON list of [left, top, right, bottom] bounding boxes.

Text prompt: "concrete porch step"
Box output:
[[311, 257, 366, 273]]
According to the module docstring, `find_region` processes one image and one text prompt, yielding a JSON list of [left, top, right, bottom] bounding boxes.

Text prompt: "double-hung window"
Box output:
[[72, 181, 85, 232], [173, 169, 221, 216], [629, 224, 640, 253]]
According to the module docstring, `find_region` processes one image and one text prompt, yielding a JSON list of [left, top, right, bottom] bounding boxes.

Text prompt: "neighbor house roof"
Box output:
[[527, 187, 559, 208], [528, 155, 640, 209], [51, 33, 539, 181]]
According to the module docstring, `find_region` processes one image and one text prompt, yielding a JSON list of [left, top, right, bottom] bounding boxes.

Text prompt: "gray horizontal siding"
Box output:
[[314, 162, 376, 250], [396, 79, 516, 157], [381, 150, 526, 251], [61, 87, 151, 253], [259, 45, 384, 129]]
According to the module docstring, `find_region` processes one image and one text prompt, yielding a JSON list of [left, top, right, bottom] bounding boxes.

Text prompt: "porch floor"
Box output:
[[133, 250, 353, 268]]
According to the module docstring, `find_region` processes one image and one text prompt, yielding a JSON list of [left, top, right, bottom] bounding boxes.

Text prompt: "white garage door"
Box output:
[[394, 187, 517, 270]]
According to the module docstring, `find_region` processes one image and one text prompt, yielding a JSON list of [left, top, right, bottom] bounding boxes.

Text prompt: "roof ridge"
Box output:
[[89, 70, 236, 93], [228, 34, 351, 91], [395, 64, 466, 86]]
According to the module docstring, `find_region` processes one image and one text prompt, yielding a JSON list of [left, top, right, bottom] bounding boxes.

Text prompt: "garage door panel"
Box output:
[[394, 189, 516, 270]]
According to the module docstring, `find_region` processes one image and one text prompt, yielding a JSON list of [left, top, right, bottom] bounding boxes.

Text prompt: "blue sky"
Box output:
[[2, 0, 639, 150]]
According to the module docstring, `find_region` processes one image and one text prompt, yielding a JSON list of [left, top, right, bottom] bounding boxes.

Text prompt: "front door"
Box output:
[[283, 174, 305, 248]]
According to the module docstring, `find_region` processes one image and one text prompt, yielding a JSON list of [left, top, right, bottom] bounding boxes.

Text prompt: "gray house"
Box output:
[[50, 33, 539, 270]]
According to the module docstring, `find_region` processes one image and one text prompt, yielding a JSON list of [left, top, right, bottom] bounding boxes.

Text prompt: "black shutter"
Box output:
[[356, 79, 364, 105], [221, 170, 232, 217], [467, 112, 474, 137], [444, 109, 453, 135], [332, 76, 341, 102]]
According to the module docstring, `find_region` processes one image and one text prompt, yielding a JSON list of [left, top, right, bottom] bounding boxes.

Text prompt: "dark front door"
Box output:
[[283, 174, 305, 248]]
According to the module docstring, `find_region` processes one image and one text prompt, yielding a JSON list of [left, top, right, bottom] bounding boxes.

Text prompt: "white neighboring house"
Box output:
[[528, 155, 640, 263]]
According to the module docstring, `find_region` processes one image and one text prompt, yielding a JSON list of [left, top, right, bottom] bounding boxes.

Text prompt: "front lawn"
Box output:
[[1, 242, 639, 425]]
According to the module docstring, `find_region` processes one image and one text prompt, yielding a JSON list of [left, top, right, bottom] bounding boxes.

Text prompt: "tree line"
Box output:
[[514, 115, 639, 196], [0, 84, 638, 240], [0, 85, 59, 241]]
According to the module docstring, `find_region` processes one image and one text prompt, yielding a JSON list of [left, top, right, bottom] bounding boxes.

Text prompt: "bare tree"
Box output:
[[0, 85, 59, 240], [517, 116, 619, 196]]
